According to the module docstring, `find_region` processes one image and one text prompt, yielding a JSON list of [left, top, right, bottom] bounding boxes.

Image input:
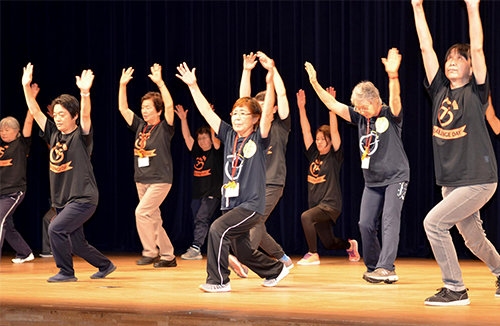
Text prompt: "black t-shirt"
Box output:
[[349, 106, 410, 186], [305, 143, 343, 212], [425, 69, 497, 186], [41, 120, 98, 208], [129, 114, 174, 184], [216, 120, 269, 215], [0, 135, 31, 195], [265, 113, 291, 186], [191, 142, 223, 199]]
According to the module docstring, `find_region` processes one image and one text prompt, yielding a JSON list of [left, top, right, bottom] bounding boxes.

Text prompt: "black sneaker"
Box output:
[[153, 257, 177, 268], [136, 256, 158, 265], [425, 287, 470, 306], [496, 276, 500, 298]]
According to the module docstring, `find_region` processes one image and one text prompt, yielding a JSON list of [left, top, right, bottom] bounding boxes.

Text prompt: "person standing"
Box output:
[[413, 0, 500, 305], [22, 63, 115, 282], [118, 64, 177, 268]]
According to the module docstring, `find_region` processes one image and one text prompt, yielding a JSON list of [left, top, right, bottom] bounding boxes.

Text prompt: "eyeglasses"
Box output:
[[230, 111, 252, 117]]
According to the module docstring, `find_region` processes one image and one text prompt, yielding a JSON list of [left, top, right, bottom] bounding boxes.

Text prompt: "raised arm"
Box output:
[[412, 0, 440, 84], [485, 94, 500, 135], [149, 63, 174, 125], [466, 0, 486, 84], [174, 104, 195, 150], [209, 104, 221, 149], [304, 62, 351, 122], [21, 63, 47, 131], [239, 52, 257, 98], [329, 111, 341, 152], [296, 89, 313, 150], [381, 48, 402, 116], [176, 63, 221, 134], [259, 66, 275, 138], [118, 67, 135, 126], [75, 69, 94, 135], [22, 83, 39, 138], [257, 51, 289, 120]]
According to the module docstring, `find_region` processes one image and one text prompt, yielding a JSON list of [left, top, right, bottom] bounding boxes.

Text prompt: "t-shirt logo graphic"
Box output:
[[243, 140, 257, 158], [307, 158, 326, 184], [433, 97, 467, 139], [267, 145, 273, 155], [0, 145, 13, 167], [359, 131, 379, 156], [50, 142, 73, 173], [134, 132, 157, 158], [224, 154, 243, 180], [194, 155, 212, 177]]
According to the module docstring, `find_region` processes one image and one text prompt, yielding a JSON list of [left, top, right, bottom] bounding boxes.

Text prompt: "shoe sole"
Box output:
[[262, 265, 290, 287], [362, 274, 398, 284], [495, 293, 500, 298], [181, 256, 202, 260], [424, 299, 470, 306], [199, 285, 231, 293], [90, 265, 117, 279], [297, 261, 320, 266], [12, 256, 35, 264], [47, 277, 78, 283]]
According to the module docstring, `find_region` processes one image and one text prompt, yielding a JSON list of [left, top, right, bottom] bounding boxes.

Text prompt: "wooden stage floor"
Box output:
[[1, 254, 499, 325]]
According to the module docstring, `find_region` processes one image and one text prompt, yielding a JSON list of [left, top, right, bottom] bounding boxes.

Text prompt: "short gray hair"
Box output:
[[350, 81, 382, 108], [0, 116, 20, 131]]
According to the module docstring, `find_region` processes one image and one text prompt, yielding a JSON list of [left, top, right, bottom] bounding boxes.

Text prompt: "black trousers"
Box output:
[[206, 206, 283, 285], [0, 191, 32, 260]]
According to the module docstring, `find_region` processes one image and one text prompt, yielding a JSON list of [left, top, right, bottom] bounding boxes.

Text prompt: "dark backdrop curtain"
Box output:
[[1, 0, 499, 258]]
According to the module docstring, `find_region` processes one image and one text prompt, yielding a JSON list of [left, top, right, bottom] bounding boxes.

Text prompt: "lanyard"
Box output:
[[142, 121, 160, 135], [231, 134, 249, 180], [138, 121, 160, 148]]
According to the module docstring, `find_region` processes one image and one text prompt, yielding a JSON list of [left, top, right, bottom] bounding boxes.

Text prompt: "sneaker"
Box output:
[[495, 276, 500, 297], [47, 273, 78, 283], [228, 254, 248, 278], [262, 264, 290, 287], [136, 256, 158, 265], [297, 252, 320, 266], [12, 253, 34, 264], [90, 263, 117, 279], [346, 239, 360, 262], [199, 282, 231, 293], [425, 287, 470, 306], [363, 268, 399, 284], [181, 246, 202, 260], [280, 254, 294, 269], [39, 253, 53, 258], [153, 257, 177, 268]]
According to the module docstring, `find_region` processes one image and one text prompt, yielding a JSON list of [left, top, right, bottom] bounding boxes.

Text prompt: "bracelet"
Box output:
[[388, 75, 399, 79], [80, 92, 90, 97]]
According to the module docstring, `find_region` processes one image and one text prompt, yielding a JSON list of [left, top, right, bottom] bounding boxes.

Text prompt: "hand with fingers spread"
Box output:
[[148, 63, 164, 86], [257, 51, 275, 71], [174, 104, 188, 120], [76, 69, 95, 93], [304, 62, 317, 83], [381, 48, 401, 78], [120, 67, 134, 86], [243, 52, 258, 71], [30, 83, 40, 98], [326, 87, 336, 98], [176, 62, 197, 87]]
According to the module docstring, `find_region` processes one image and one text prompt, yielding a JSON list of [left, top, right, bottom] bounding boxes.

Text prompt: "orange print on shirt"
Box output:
[[433, 97, 467, 139], [49, 142, 73, 173], [308, 158, 326, 184]]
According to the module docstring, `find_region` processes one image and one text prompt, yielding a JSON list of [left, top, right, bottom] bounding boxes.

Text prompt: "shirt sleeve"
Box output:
[[305, 142, 318, 162], [216, 120, 231, 144], [424, 68, 447, 100], [40, 119, 55, 144], [473, 73, 490, 106], [348, 106, 360, 125]]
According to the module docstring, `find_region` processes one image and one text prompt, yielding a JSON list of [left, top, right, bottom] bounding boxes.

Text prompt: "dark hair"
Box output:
[[195, 126, 211, 138], [51, 94, 80, 119], [254, 91, 266, 102], [316, 125, 331, 143], [444, 43, 471, 64], [141, 91, 164, 113], [231, 97, 262, 127]]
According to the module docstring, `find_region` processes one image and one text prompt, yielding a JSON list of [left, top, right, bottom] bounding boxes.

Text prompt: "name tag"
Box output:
[[138, 157, 150, 167], [361, 157, 370, 169], [224, 181, 240, 198]]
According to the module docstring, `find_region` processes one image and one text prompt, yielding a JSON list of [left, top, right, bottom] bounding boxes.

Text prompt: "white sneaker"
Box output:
[[262, 264, 289, 287], [199, 282, 231, 293], [12, 253, 35, 264]]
